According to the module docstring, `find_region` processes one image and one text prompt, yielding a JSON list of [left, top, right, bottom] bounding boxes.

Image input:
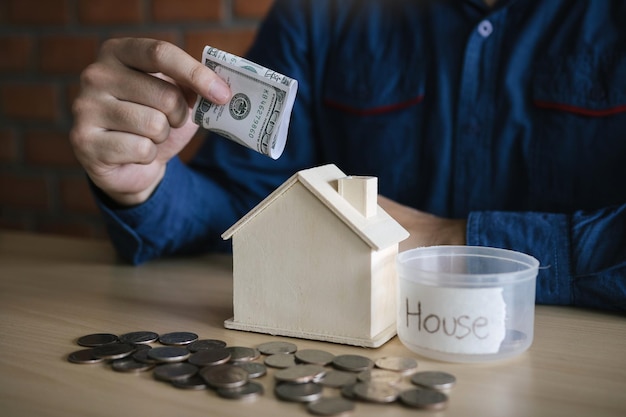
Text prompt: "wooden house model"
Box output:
[[222, 164, 409, 347]]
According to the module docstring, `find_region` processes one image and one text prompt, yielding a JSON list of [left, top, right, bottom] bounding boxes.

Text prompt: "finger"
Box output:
[[101, 98, 172, 144], [88, 129, 159, 167], [107, 38, 231, 104], [80, 60, 189, 128]]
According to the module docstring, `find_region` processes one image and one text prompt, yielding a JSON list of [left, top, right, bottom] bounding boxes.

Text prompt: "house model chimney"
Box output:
[[337, 176, 377, 218]]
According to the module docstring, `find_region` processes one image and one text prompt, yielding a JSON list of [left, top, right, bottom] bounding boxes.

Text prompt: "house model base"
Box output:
[[224, 318, 397, 348], [221, 164, 409, 348]]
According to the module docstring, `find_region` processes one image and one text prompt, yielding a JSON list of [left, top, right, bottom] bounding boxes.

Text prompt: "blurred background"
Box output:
[[0, 0, 273, 239]]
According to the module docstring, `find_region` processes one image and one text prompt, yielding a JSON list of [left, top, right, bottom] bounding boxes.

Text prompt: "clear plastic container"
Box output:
[[396, 246, 539, 362]]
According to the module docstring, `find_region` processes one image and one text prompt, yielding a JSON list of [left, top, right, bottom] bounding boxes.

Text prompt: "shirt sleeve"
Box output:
[[467, 204, 626, 312], [92, 0, 318, 264]]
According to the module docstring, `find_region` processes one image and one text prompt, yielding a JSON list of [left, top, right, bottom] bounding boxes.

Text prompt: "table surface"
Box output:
[[0, 231, 624, 417]]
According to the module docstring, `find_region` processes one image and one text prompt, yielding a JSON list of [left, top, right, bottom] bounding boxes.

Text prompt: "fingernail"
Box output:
[[209, 80, 231, 104]]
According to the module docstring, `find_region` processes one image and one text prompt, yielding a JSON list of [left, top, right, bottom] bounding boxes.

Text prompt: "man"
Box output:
[[70, 0, 626, 312]]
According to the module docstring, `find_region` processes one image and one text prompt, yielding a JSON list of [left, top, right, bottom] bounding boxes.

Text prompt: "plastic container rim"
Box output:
[[397, 245, 540, 285]]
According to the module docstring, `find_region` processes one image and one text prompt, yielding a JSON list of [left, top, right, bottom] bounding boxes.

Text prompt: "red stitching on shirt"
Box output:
[[534, 100, 626, 117], [324, 95, 424, 116]]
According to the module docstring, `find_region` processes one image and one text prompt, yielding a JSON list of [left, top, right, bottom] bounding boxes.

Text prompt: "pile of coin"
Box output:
[[68, 331, 456, 414]]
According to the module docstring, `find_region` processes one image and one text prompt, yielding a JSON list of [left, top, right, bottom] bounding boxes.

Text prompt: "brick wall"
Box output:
[[0, 0, 273, 239]]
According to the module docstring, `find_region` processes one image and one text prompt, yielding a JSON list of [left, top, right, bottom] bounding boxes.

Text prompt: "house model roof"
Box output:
[[222, 164, 409, 250]]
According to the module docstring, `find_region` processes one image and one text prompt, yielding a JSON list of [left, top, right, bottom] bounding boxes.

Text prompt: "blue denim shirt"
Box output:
[[96, 0, 626, 312]]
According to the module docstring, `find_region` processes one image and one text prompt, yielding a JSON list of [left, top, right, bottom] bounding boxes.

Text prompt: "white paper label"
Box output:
[[398, 282, 506, 354]]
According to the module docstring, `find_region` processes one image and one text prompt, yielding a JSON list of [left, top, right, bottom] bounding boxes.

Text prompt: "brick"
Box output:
[[152, 0, 221, 22], [185, 29, 257, 58], [233, 0, 274, 19], [8, 0, 69, 25], [78, 0, 143, 24], [40, 36, 99, 74], [0, 130, 18, 162], [24, 130, 79, 167], [59, 176, 99, 214], [0, 173, 49, 210], [0, 36, 34, 72], [1, 83, 59, 122], [38, 220, 107, 239]]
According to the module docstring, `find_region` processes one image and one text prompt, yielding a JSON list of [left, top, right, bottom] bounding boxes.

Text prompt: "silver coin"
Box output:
[[295, 349, 335, 366], [357, 369, 402, 386], [332, 355, 374, 372], [274, 364, 327, 384], [147, 346, 190, 363], [265, 353, 297, 369], [307, 397, 356, 416], [67, 348, 105, 364], [158, 332, 198, 346], [352, 382, 398, 403], [340, 383, 357, 400], [188, 348, 231, 366], [318, 370, 358, 388], [77, 333, 118, 347], [111, 358, 155, 373], [200, 364, 249, 389], [374, 356, 418, 375], [119, 331, 159, 345], [410, 371, 456, 390], [399, 388, 448, 410], [171, 375, 208, 390], [153, 362, 198, 382], [132, 348, 157, 364], [187, 339, 227, 352], [92, 343, 135, 360], [217, 381, 264, 400], [226, 346, 260, 362], [235, 362, 267, 379], [257, 341, 298, 355], [274, 382, 323, 403]]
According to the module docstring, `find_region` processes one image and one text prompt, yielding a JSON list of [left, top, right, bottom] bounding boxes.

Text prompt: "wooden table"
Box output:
[[0, 231, 624, 417]]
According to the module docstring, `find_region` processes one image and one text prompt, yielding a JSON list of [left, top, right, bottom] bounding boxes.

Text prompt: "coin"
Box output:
[[187, 339, 227, 352], [357, 369, 402, 386], [332, 355, 374, 372], [171, 375, 208, 390], [235, 362, 267, 379], [352, 382, 398, 403], [111, 358, 155, 373], [257, 341, 298, 355], [188, 348, 231, 367], [307, 397, 355, 416], [153, 362, 198, 382], [295, 349, 335, 366], [77, 333, 119, 347], [226, 346, 260, 362], [158, 332, 198, 346], [67, 348, 105, 364], [119, 331, 159, 345], [132, 348, 157, 364], [274, 364, 327, 384], [318, 370, 358, 388], [340, 383, 357, 400], [374, 356, 418, 375], [265, 353, 297, 369], [410, 371, 457, 390], [200, 364, 249, 389], [217, 381, 264, 400], [147, 346, 190, 363], [274, 382, 323, 403], [399, 388, 448, 410], [92, 343, 135, 360]]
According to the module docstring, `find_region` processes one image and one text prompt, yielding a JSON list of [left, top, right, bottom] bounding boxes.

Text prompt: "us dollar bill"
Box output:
[[192, 46, 298, 159]]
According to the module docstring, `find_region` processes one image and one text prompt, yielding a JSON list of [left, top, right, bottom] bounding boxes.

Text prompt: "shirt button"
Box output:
[[477, 20, 493, 38]]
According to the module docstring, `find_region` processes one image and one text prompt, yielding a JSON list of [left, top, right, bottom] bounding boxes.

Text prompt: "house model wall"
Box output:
[[222, 164, 409, 347]]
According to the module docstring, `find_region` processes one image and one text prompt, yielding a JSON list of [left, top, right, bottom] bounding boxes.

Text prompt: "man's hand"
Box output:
[[378, 195, 467, 252], [70, 38, 232, 206]]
